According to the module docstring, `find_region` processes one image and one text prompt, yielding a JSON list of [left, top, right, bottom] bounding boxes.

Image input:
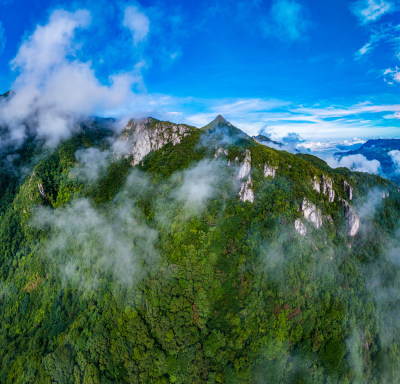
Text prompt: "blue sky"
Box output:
[[0, 0, 399, 142]]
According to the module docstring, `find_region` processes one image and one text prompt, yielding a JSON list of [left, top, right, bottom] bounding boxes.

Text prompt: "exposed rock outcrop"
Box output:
[[344, 181, 353, 200], [214, 148, 229, 159], [302, 199, 322, 229], [123, 118, 193, 165], [312, 176, 320, 193], [295, 218, 307, 235], [322, 175, 335, 202], [214, 147, 224, 159], [237, 150, 254, 202], [38, 183, 45, 199], [339, 198, 360, 237], [239, 176, 254, 203], [237, 150, 252, 180], [312, 175, 335, 202], [264, 164, 277, 178]]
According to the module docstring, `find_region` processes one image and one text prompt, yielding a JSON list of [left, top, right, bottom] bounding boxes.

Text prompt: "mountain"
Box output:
[[1, 115, 400, 383], [252, 133, 284, 148], [0, 90, 12, 99], [336, 138, 400, 182]]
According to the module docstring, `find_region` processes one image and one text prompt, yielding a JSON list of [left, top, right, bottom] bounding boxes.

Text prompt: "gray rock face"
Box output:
[[312, 176, 321, 193], [214, 148, 229, 159], [264, 164, 277, 178], [339, 198, 360, 237], [123, 118, 192, 165], [344, 181, 353, 200], [302, 199, 322, 229], [239, 176, 254, 203], [237, 150, 252, 180], [214, 148, 223, 158], [295, 218, 307, 235], [237, 150, 254, 202], [322, 175, 335, 202], [312, 175, 335, 202], [38, 183, 45, 198]]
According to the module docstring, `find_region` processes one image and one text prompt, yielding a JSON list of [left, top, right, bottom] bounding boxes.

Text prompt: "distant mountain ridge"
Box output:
[[252, 134, 284, 148], [335, 138, 400, 182]]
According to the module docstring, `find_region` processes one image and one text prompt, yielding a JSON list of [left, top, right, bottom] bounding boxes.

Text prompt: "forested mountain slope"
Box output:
[[1, 116, 400, 383]]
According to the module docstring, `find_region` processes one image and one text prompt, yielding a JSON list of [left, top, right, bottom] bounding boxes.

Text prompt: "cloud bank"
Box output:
[[329, 154, 381, 174]]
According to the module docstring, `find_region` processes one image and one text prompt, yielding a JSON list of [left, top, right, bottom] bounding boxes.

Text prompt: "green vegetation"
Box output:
[[1, 118, 400, 383]]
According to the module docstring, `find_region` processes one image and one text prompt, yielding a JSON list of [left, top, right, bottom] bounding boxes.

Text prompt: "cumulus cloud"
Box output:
[[329, 154, 381, 174], [389, 150, 400, 172], [12, 10, 91, 75], [280, 132, 304, 151], [0, 21, 6, 55], [0, 9, 141, 148], [123, 5, 150, 45], [263, 0, 312, 42], [351, 0, 394, 23]]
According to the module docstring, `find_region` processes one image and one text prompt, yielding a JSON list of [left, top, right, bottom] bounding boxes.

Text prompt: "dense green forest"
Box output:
[[1, 116, 400, 383]]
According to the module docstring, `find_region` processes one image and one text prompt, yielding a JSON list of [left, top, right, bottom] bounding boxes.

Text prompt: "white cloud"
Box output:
[[355, 42, 372, 59], [263, 0, 311, 42], [296, 138, 366, 153], [0, 9, 143, 147], [11, 10, 90, 75], [0, 21, 5, 55], [74, 147, 110, 182], [383, 66, 400, 85], [292, 102, 400, 118], [354, 23, 400, 65], [389, 150, 400, 171], [329, 154, 381, 174], [351, 0, 394, 23], [123, 5, 150, 45], [34, 193, 158, 289], [172, 159, 225, 211]]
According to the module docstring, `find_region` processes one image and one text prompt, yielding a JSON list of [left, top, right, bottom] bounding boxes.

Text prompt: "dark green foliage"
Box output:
[[1, 119, 400, 383]]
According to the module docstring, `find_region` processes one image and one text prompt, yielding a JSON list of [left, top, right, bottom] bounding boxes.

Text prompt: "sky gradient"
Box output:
[[0, 0, 399, 142]]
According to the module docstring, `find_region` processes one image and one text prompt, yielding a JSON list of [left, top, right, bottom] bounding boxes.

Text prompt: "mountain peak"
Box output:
[[214, 115, 228, 124], [0, 90, 13, 99], [253, 134, 283, 148], [202, 115, 233, 131]]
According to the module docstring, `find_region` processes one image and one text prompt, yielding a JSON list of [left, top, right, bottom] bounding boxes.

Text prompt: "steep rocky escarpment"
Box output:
[[237, 149, 254, 203], [122, 117, 195, 165]]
